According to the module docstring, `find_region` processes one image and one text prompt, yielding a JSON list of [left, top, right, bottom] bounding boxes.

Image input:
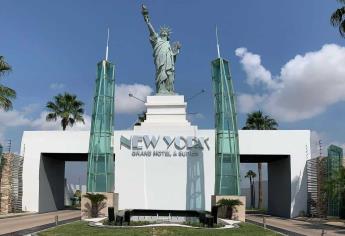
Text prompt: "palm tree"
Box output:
[[216, 199, 243, 219], [331, 0, 345, 38], [83, 193, 107, 218], [245, 170, 257, 209], [46, 92, 85, 130], [0, 56, 16, 111], [243, 110, 278, 209], [242, 110, 278, 131]]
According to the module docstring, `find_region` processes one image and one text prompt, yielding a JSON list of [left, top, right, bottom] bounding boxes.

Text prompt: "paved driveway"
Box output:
[[0, 210, 80, 235], [247, 214, 345, 236]]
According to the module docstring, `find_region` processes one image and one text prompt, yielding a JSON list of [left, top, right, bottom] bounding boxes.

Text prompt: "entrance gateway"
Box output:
[[20, 112, 310, 218], [20, 5, 311, 218]]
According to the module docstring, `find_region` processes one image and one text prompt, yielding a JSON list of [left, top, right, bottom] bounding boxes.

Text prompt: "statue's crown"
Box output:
[[160, 26, 172, 35]]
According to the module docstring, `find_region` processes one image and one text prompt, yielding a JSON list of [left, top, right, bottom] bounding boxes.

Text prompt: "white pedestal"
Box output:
[[134, 95, 196, 131]]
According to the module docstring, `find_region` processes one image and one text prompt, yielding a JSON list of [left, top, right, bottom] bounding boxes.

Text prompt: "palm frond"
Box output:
[[339, 19, 345, 37], [46, 92, 85, 130], [46, 113, 57, 121], [331, 7, 345, 26], [0, 85, 16, 99], [0, 56, 12, 76], [0, 96, 13, 111], [242, 110, 278, 130], [0, 85, 16, 111]]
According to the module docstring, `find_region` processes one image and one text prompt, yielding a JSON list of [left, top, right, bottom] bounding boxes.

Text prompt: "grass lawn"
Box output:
[[38, 221, 280, 236]]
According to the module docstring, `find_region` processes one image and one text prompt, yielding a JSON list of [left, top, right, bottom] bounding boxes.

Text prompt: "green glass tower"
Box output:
[[211, 50, 240, 195], [87, 59, 115, 192], [327, 145, 343, 217]]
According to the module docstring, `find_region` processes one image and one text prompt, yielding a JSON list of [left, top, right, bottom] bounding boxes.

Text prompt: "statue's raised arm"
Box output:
[[141, 4, 181, 95], [141, 5, 157, 40]]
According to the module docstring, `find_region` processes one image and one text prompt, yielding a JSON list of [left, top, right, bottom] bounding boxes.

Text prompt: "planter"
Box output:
[[217, 205, 234, 219], [226, 206, 233, 219], [91, 205, 98, 218]]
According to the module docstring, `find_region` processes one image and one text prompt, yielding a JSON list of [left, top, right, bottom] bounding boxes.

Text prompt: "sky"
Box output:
[[1, 1, 345, 186]]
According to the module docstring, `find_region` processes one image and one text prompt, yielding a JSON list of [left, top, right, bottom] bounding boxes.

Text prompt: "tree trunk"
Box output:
[[250, 177, 254, 208], [253, 183, 256, 208], [62, 118, 67, 131], [258, 162, 263, 209], [250, 184, 253, 208]]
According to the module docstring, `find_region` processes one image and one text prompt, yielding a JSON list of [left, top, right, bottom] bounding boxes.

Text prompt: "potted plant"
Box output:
[[83, 193, 107, 218], [216, 199, 243, 219]]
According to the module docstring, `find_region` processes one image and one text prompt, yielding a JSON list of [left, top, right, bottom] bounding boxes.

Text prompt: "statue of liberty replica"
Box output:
[[141, 5, 181, 95]]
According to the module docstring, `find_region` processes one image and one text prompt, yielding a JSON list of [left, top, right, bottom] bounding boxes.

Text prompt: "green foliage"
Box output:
[[83, 193, 107, 218], [0, 56, 16, 111], [0, 56, 11, 75], [74, 190, 81, 198], [46, 92, 85, 130], [242, 110, 278, 130], [331, 1, 345, 38], [245, 170, 256, 179], [217, 199, 243, 208], [84, 193, 107, 205]]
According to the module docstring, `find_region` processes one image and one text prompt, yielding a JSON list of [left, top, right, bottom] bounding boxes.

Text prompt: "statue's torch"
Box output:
[[141, 4, 149, 22]]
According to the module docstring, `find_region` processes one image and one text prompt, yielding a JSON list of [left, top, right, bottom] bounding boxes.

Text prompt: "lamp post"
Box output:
[[128, 93, 145, 103]]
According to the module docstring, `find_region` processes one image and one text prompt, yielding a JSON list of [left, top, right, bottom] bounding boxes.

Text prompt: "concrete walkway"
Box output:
[[0, 210, 80, 235], [247, 214, 345, 236]]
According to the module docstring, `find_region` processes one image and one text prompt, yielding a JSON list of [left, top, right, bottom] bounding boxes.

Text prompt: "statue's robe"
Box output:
[[150, 34, 174, 94]]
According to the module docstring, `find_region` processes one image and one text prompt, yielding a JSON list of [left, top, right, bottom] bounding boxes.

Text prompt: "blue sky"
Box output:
[[1, 1, 345, 185]]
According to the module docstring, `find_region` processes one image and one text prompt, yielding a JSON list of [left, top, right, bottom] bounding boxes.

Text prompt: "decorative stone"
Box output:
[[0, 153, 23, 214]]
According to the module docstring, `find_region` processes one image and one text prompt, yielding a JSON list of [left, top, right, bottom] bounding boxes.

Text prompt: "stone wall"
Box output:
[[0, 153, 23, 214]]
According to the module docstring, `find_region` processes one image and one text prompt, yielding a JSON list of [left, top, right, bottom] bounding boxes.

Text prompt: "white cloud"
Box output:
[[0, 109, 31, 127], [235, 44, 345, 122], [0, 106, 92, 145], [310, 130, 324, 157], [235, 47, 278, 89], [30, 112, 91, 131], [309, 130, 345, 158], [50, 83, 65, 90], [237, 94, 266, 114], [115, 83, 153, 114]]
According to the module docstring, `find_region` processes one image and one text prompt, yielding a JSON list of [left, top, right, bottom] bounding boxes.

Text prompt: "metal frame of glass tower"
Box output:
[[87, 60, 115, 192], [211, 57, 240, 196]]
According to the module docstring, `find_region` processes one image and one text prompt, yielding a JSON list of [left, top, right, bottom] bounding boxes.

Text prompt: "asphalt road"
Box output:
[[0, 210, 80, 235]]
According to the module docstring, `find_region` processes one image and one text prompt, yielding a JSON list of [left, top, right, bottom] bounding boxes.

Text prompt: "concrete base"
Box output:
[[81, 192, 118, 219], [211, 195, 246, 222]]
